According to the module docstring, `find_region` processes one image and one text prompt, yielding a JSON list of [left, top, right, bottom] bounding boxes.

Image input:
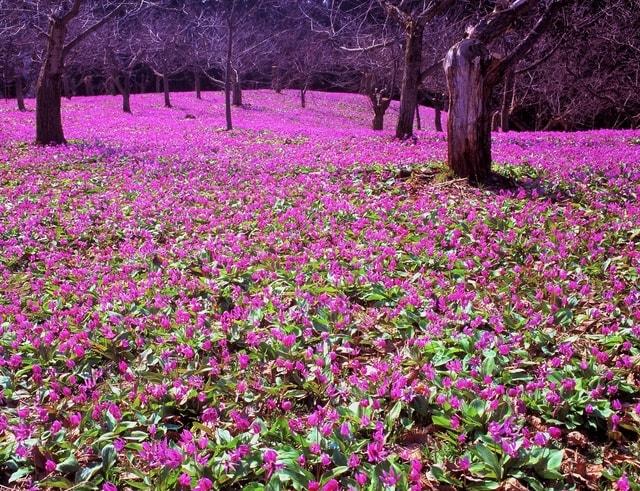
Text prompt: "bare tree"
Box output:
[[444, 0, 573, 181], [29, 1, 131, 144], [139, 6, 190, 109]]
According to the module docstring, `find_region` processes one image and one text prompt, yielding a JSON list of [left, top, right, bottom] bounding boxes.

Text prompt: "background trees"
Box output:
[[0, 0, 638, 180]]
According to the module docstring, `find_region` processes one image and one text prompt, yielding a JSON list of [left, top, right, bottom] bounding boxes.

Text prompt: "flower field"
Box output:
[[1, 91, 639, 490]]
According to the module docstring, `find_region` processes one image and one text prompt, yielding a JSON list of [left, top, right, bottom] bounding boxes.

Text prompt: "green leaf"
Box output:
[[39, 477, 75, 488], [9, 467, 32, 483], [385, 401, 403, 429], [101, 444, 117, 471], [474, 444, 502, 480], [432, 414, 452, 429], [57, 454, 79, 474]]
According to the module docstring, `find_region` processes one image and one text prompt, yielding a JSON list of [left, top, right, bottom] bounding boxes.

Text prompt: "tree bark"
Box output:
[[271, 65, 281, 93], [224, 19, 233, 130], [15, 75, 26, 112], [162, 74, 171, 108], [434, 93, 443, 132], [83, 75, 93, 96], [444, 38, 493, 182], [232, 71, 242, 106], [372, 108, 385, 130], [395, 22, 424, 139], [415, 104, 421, 130], [500, 69, 515, 132], [194, 71, 202, 99], [435, 106, 442, 132], [36, 18, 66, 145], [112, 71, 132, 114], [62, 76, 72, 99], [155, 75, 161, 93], [300, 88, 306, 108], [122, 76, 131, 113]]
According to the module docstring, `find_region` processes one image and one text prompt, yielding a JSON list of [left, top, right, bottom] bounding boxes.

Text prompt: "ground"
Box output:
[[0, 91, 639, 490]]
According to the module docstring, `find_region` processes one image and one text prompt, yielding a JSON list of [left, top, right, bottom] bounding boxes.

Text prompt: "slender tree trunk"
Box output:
[[415, 104, 421, 130], [300, 88, 306, 108], [271, 65, 281, 93], [500, 69, 515, 132], [491, 111, 500, 131], [194, 71, 202, 99], [83, 75, 93, 96], [444, 38, 493, 182], [36, 19, 66, 145], [15, 75, 26, 112], [435, 106, 442, 132], [434, 93, 443, 132], [224, 20, 233, 130], [163, 74, 171, 108], [396, 22, 424, 139], [232, 71, 242, 106], [62, 76, 72, 99], [122, 76, 131, 113], [155, 75, 161, 93]]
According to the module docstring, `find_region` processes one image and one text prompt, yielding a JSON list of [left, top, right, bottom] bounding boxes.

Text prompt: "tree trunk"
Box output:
[[435, 106, 443, 132], [15, 75, 26, 112], [372, 108, 385, 130], [500, 69, 515, 132], [300, 88, 306, 108], [271, 65, 281, 93], [224, 19, 233, 130], [122, 76, 131, 113], [194, 71, 202, 99], [395, 22, 424, 139], [62, 76, 72, 99], [36, 19, 66, 145], [444, 38, 493, 182], [415, 104, 421, 130], [155, 75, 161, 93], [163, 74, 171, 108], [232, 71, 242, 106], [83, 75, 93, 96]]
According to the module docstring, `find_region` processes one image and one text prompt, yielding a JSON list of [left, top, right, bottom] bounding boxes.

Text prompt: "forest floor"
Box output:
[[1, 91, 640, 490]]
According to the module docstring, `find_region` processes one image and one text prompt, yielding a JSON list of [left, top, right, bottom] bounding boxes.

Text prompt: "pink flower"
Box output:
[[178, 473, 191, 487], [45, 458, 56, 474], [194, 477, 212, 491], [616, 474, 630, 491], [548, 426, 562, 439], [322, 479, 339, 491]]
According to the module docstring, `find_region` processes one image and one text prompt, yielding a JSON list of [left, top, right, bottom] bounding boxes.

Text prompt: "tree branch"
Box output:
[[489, 0, 572, 84], [63, 4, 123, 56]]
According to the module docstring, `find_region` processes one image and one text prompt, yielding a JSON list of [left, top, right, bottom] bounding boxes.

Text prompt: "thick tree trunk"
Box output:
[[15, 75, 26, 112], [162, 74, 171, 108], [372, 109, 385, 130], [395, 22, 424, 139], [445, 38, 493, 182], [232, 72, 242, 106], [415, 104, 421, 130], [36, 19, 66, 145], [194, 71, 202, 99], [500, 69, 515, 132], [224, 20, 233, 130]]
